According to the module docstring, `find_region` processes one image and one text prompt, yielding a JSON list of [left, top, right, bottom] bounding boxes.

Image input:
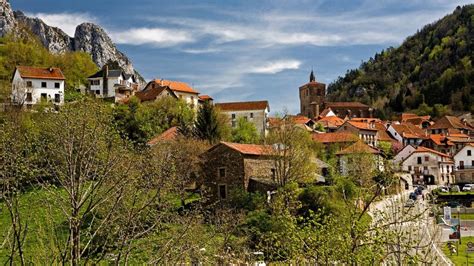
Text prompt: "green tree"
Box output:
[[194, 101, 227, 144], [231, 117, 260, 144]]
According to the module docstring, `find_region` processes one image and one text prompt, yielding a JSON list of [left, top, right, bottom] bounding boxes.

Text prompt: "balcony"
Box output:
[[458, 165, 474, 170]]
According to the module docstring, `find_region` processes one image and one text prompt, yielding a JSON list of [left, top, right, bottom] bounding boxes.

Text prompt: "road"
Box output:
[[370, 189, 453, 265]]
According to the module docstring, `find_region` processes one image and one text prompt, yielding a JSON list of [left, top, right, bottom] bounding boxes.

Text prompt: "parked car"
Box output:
[[462, 184, 474, 191], [404, 199, 415, 208], [439, 186, 449, 193]]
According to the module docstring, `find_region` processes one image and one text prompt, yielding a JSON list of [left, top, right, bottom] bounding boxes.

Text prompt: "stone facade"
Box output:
[[299, 70, 325, 119], [201, 143, 275, 201]]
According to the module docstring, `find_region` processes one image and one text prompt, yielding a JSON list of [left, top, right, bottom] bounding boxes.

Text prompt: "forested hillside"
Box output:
[[328, 4, 474, 118], [0, 32, 98, 101]]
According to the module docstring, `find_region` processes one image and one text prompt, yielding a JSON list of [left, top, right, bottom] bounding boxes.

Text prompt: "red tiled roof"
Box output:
[[401, 113, 417, 121], [198, 95, 213, 101], [412, 146, 451, 158], [221, 141, 273, 156], [430, 116, 473, 131], [346, 121, 378, 131], [317, 116, 344, 128], [336, 141, 381, 155], [350, 118, 381, 123], [147, 127, 179, 145], [325, 102, 369, 108], [16, 66, 65, 80], [136, 86, 176, 102], [312, 132, 359, 143], [289, 115, 312, 125], [151, 79, 199, 94], [374, 122, 394, 142], [318, 107, 333, 118], [215, 101, 269, 111], [428, 134, 453, 146], [391, 123, 428, 139]]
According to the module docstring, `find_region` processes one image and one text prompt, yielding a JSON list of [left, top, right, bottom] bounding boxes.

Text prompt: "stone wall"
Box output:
[[243, 157, 275, 189]]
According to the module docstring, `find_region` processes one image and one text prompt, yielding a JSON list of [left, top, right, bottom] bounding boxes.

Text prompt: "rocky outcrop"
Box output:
[[0, 0, 17, 37], [0, 0, 143, 82], [74, 23, 134, 74], [14, 10, 73, 53]]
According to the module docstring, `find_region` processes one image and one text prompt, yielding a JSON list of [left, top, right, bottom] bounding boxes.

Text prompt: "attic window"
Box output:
[[26, 81, 32, 87], [41, 82, 47, 88], [468, 150, 472, 156], [218, 167, 226, 178], [55, 82, 60, 89]]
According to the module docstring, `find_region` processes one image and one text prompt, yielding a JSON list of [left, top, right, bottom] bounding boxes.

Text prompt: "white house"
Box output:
[[215, 101, 270, 137], [393, 145, 416, 165], [401, 146, 454, 185], [88, 66, 139, 102], [11, 66, 65, 108], [387, 123, 428, 147], [453, 143, 474, 183]]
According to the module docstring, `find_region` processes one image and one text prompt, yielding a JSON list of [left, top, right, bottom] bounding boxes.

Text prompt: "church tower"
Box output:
[[299, 70, 326, 119]]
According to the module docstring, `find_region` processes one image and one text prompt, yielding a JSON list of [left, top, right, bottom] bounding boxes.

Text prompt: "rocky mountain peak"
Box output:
[[74, 23, 134, 74], [0, 0, 17, 37], [0, 0, 141, 82]]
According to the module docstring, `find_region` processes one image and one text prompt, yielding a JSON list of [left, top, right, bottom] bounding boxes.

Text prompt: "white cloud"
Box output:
[[249, 60, 301, 74], [26, 12, 98, 36], [110, 27, 195, 47]]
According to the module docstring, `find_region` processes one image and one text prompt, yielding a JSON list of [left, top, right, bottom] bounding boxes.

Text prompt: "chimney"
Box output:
[[315, 104, 320, 119], [160, 79, 164, 86]]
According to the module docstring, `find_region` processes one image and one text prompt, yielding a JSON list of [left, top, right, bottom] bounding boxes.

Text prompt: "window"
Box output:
[[26, 81, 32, 87], [271, 168, 276, 181], [54, 82, 60, 88], [424, 156, 429, 162], [231, 113, 236, 120], [218, 184, 227, 199], [91, 80, 100, 86], [417, 157, 422, 164], [244, 116, 248, 121], [231, 121, 236, 128], [40, 93, 47, 100], [41, 82, 47, 88], [218, 167, 226, 178], [26, 104, 32, 109], [54, 94, 60, 103], [468, 150, 472, 156], [460, 161, 464, 169], [408, 166, 412, 171], [472, 160, 474, 166], [250, 113, 254, 119], [26, 93, 32, 102]]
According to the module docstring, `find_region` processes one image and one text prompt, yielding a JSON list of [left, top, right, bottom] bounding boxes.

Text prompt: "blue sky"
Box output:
[[12, 0, 473, 113]]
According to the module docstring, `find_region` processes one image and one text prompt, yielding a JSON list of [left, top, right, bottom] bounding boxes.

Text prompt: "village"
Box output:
[[8, 65, 474, 202]]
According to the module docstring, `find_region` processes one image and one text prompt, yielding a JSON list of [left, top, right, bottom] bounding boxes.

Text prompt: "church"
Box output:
[[299, 70, 373, 119]]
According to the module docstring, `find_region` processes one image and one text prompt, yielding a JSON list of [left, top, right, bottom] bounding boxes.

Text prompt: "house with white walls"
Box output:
[[88, 66, 139, 102], [11, 66, 65, 108], [215, 101, 270, 137], [401, 146, 454, 185], [454, 144, 474, 183]]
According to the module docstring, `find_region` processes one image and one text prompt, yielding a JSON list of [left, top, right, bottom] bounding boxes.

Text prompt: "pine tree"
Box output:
[[193, 101, 220, 144]]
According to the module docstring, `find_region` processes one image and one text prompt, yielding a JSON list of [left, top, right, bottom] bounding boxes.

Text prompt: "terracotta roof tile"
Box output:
[[221, 141, 273, 156], [428, 134, 453, 146], [317, 116, 344, 128], [151, 79, 199, 94], [198, 95, 213, 101], [374, 122, 394, 142], [147, 127, 179, 145], [346, 121, 378, 131], [336, 141, 381, 155], [430, 116, 474, 131], [312, 132, 359, 143], [391, 123, 428, 139], [215, 101, 269, 111], [16, 66, 65, 80], [288, 115, 312, 125], [136, 86, 177, 102], [412, 146, 451, 158]]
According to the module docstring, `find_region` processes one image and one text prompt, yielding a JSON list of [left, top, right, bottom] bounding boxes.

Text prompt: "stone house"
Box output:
[[454, 144, 474, 183], [11, 66, 65, 108], [201, 142, 276, 200], [135, 85, 177, 102], [142, 79, 200, 110], [335, 141, 383, 177], [215, 101, 270, 137], [312, 132, 359, 152]]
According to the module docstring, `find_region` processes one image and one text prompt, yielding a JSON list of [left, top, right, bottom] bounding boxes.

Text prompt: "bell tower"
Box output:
[[298, 70, 326, 119]]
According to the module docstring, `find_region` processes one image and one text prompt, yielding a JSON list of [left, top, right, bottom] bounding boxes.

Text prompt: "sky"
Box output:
[[12, 0, 474, 113]]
